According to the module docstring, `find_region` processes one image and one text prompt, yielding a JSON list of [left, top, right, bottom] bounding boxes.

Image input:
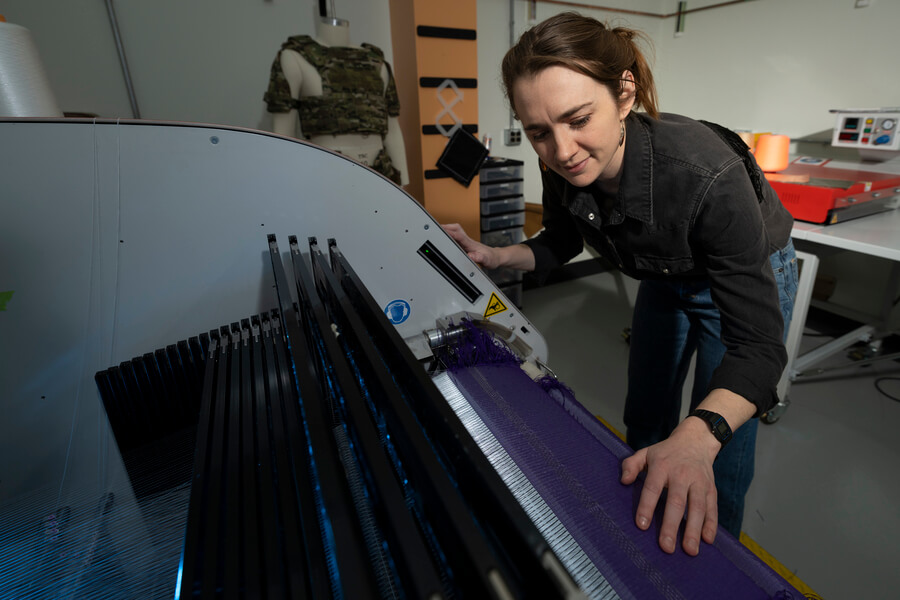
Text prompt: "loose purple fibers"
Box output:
[[437, 319, 522, 371]]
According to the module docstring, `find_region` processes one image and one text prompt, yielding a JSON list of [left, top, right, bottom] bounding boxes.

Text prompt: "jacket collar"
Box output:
[[560, 112, 655, 226], [616, 113, 654, 225]]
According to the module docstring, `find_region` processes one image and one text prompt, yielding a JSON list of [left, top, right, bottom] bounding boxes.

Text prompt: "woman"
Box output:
[[444, 12, 797, 556]]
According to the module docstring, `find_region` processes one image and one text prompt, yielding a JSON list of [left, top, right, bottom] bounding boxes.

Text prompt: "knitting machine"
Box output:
[[0, 119, 803, 598]]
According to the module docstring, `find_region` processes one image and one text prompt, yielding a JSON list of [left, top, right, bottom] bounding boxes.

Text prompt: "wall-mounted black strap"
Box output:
[[417, 25, 476, 40], [422, 124, 478, 136], [420, 77, 477, 89]]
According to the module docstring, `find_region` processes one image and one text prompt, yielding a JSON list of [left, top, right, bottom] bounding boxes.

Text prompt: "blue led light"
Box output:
[[173, 559, 183, 599]]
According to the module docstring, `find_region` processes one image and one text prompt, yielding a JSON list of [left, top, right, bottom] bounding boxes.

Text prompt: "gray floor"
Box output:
[[520, 268, 900, 600]]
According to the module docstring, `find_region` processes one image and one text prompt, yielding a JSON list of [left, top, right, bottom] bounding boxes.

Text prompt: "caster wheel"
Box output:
[[761, 398, 790, 424]]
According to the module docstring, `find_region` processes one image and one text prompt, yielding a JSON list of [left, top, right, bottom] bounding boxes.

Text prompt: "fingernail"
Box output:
[[638, 516, 649, 529], [663, 536, 674, 551]]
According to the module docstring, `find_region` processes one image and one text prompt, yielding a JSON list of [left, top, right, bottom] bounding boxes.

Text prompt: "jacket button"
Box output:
[[588, 213, 595, 220], [662, 267, 670, 274]]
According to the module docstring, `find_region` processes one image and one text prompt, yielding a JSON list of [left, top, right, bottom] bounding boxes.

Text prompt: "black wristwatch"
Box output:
[[688, 409, 733, 448]]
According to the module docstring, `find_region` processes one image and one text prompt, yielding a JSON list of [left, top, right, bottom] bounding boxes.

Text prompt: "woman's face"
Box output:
[[513, 66, 634, 188]]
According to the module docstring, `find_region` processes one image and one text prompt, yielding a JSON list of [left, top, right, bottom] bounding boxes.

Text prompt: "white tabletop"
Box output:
[[790, 206, 900, 262]]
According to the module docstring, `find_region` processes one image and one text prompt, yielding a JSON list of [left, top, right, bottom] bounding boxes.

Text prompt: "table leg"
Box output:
[[766, 250, 819, 424]]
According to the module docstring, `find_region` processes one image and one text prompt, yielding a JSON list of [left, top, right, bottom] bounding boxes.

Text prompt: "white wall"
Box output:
[[7, 0, 896, 171], [477, 0, 666, 204], [478, 0, 900, 207], [0, 0, 396, 131], [654, 0, 899, 138], [475, 0, 900, 324], [3, 0, 897, 325]]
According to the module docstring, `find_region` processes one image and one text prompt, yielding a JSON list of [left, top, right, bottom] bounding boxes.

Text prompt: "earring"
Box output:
[[619, 121, 625, 147]]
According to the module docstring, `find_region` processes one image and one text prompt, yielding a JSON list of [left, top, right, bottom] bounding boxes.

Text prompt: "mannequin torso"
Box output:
[[267, 19, 409, 186]]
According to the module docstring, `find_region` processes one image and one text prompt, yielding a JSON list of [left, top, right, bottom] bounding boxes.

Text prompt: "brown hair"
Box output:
[[501, 12, 659, 119]]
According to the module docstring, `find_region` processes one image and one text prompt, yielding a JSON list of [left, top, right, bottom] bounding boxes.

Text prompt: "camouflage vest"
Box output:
[[263, 35, 400, 138]]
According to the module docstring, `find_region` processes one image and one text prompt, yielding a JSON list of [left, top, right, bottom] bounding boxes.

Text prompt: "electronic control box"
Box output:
[[831, 109, 900, 152]]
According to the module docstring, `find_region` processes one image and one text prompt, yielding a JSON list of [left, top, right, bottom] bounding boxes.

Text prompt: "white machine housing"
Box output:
[[0, 118, 547, 504]]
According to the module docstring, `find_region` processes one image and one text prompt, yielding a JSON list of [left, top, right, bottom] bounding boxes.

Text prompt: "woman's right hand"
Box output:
[[442, 223, 502, 270]]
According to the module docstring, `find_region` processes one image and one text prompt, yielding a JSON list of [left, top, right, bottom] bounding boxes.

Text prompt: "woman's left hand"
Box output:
[[620, 418, 721, 556]]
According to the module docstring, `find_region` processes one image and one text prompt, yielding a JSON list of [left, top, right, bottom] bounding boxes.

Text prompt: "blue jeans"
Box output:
[[623, 241, 798, 537]]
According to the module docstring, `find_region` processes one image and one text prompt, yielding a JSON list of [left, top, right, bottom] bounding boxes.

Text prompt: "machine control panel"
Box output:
[[831, 109, 900, 151]]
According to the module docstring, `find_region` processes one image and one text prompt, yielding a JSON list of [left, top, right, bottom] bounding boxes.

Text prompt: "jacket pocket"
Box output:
[[633, 254, 695, 276]]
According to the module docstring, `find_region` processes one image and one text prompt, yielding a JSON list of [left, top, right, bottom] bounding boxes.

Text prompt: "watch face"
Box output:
[[691, 409, 732, 445], [713, 419, 731, 440]]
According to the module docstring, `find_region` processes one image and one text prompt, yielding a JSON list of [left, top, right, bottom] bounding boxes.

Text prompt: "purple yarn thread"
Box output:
[[439, 319, 522, 371], [535, 374, 575, 399]]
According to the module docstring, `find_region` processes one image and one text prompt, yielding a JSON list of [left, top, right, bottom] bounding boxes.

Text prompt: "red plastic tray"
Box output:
[[768, 160, 900, 223]]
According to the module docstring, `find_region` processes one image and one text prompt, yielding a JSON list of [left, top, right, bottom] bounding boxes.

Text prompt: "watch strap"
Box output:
[[688, 409, 733, 448]]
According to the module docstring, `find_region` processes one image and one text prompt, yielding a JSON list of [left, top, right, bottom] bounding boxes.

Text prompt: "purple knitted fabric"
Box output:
[[436, 319, 522, 371], [448, 363, 803, 600]]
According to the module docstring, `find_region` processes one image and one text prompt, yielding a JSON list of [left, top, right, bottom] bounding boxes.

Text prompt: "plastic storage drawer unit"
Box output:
[[480, 180, 524, 199], [481, 227, 526, 247], [482, 212, 525, 232], [481, 195, 525, 215], [480, 157, 524, 180], [480, 161, 524, 182]]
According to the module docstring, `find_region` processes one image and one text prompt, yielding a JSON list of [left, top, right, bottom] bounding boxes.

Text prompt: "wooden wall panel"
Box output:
[[390, 0, 481, 240], [415, 38, 478, 76], [414, 0, 477, 27], [421, 134, 457, 164], [388, 1, 424, 204], [417, 89, 479, 132], [419, 177, 480, 226]]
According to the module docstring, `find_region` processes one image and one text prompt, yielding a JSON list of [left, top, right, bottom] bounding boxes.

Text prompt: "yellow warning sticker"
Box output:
[[483, 292, 508, 318]]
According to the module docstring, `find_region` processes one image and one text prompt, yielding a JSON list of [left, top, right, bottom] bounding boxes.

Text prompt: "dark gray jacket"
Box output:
[[523, 112, 794, 415]]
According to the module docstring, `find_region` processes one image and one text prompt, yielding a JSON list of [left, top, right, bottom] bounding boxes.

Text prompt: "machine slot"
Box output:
[[299, 237, 449, 598], [267, 236, 378, 599], [308, 237, 511, 598], [178, 333, 220, 599], [236, 320, 262, 598], [221, 325, 242, 594], [418, 240, 483, 303], [248, 317, 296, 597], [261, 316, 320, 598], [291, 237, 415, 598], [328, 239, 577, 598]]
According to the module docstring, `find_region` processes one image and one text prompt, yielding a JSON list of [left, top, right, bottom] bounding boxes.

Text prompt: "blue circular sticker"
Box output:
[[384, 299, 411, 324]]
